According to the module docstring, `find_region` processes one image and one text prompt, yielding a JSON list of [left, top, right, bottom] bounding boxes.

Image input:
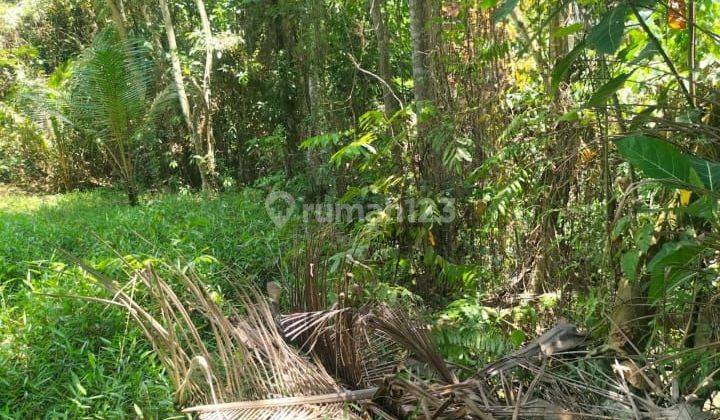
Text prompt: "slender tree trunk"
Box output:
[[530, 4, 577, 293], [370, 0, 398, 118], [105, 0, 127, 39], [49, 117, 71, 192], [141, 5, 164, 57], [195, 0, 217, 188], [159, 0, 213, 191], [408, 0, 431, 105], [305, 0, 327, 198], [272, 3, 301, 179], [688, 0, 696, 107], [97, 4, 140, 204], [408, 0, 457, 280], [126, 183, 139, 206]]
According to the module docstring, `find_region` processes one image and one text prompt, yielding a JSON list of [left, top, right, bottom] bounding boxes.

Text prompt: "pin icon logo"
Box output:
[[265, 190, 295, 227]]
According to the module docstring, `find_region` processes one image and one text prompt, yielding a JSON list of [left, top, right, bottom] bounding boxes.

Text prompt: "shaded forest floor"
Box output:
[[0, 188, 288, 416]]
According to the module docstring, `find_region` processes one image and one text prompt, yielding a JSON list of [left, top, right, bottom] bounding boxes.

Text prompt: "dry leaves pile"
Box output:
[[80, 257, 711, 419]]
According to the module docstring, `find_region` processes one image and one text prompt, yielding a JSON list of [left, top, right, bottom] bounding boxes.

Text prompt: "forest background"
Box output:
[[0, 0, 719, 416]]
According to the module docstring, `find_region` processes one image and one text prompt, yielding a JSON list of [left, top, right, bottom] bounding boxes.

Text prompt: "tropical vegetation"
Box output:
[[0, 0, 718, 417]]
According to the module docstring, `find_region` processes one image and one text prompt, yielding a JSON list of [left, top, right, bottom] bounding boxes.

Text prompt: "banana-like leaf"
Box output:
[[630, 41, 660, 64], [647, 240, 703, 303], [689, 155, 720, 191], [587, 4, 629, 55], [616, 135, 699, 188], [551, 41, 586, 95], [621, 250, 640, 283], [587, 71, 633, 107], [554, 23, 584, 38], [616, 135, 720, 194]]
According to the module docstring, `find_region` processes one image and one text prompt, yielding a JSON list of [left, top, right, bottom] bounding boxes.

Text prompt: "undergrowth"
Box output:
[[0, 188, 288, 417]]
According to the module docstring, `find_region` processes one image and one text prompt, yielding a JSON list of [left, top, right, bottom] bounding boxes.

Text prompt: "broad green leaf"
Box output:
[[551, 40, 586, 94], [559, 110, 579, 122], [647, 240, 702, 303], [636, 222, 654, 254], [621, 250, 640, 282], [616, 136, 697, 188], [492, 0, 520, 22], [615, 44, 634, 62], [553, 23, 584, 38], [689, 155, 720, 192], [587, 4, 629, 55], [630, 41, 660, 64], [617, 135, 720, 193], [684, 196, 716, 219], [587, 72, 633, 106], [612, 215, 631, 239]]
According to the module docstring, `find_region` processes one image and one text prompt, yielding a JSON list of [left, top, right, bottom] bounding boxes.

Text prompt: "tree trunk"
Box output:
[[530, 4, 577, 293], [126, 183, 139, 206], [408, 0, 431, 105], [409, 0, 457, 261], [141, 5, 164, 58], [159, 0, 213, 191], [370, 0, 398, 118], [305, 0, 328, 198], [272, 3, 302, 179], [195, 0, 217, 189], [49, 117, 72, 192], [105, 0, 128, 40]]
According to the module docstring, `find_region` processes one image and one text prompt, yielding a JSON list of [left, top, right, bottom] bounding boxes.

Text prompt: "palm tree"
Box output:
[[70, 30, 153, 205], [15, 61, 75, 192]]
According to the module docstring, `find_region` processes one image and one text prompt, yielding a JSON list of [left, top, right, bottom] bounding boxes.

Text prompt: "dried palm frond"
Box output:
[[279, 229, 408, 390], [74, 246, 714, 419], [281, 306, 348, 350], [74, 256, 366, 418], [192, 403, 351, 420], [369, 345, 705, 419], [184, 388, 377, 419], [363, 304, 456, 384]]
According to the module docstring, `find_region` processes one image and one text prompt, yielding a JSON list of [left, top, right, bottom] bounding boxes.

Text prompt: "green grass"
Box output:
[[0, 188, 287, 417]]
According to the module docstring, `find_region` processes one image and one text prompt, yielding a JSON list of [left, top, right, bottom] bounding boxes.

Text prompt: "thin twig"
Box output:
[[347, 53, 404, 110]]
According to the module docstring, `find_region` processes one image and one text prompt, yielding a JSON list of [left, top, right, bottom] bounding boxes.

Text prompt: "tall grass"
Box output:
[[0, 188, 288, 417]]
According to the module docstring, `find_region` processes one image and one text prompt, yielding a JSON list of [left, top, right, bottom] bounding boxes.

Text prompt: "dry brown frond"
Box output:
[[77, 257, 357, 418], [75, 247, 711, 418], [363, 304, 456, 384]]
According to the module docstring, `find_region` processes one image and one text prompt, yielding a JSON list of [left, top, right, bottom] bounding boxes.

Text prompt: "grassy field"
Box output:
[[0, 188, 286, 417]]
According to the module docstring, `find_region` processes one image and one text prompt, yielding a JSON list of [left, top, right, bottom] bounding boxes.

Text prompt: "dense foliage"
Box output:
[[0, 0, 719, 416]]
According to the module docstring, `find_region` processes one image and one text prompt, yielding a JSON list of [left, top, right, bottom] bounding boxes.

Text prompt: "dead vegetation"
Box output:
[[72, 248, 716, 420]]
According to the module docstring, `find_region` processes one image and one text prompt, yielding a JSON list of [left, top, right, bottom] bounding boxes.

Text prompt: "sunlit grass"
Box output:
[[0, 187, 287, 417]]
